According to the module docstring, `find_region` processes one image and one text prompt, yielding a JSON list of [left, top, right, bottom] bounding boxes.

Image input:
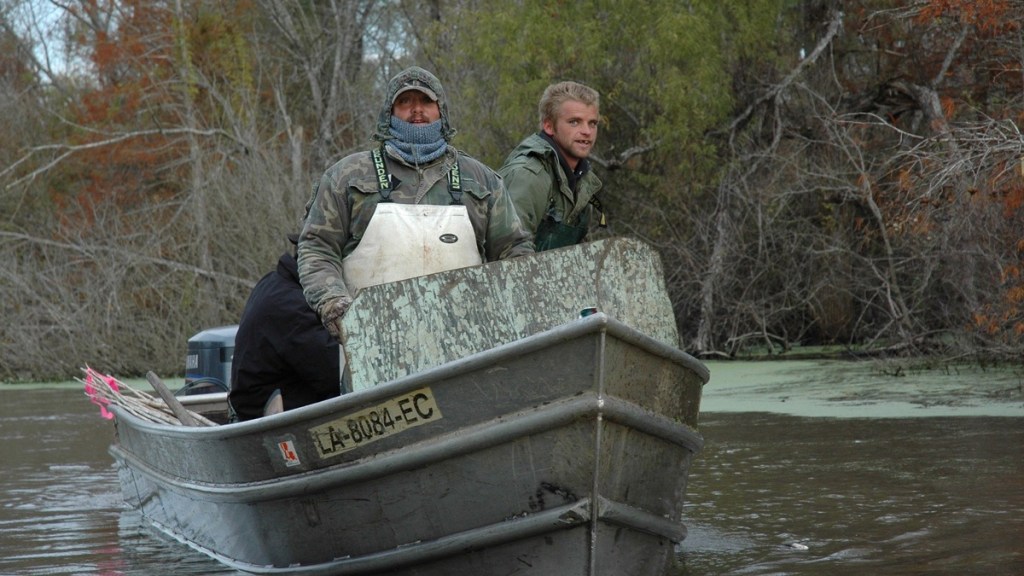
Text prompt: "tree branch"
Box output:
[[721, 9, 845, 144], [589, 143, 658, 171], [0, 231, 253, 288], [3, 127, 232, 191]]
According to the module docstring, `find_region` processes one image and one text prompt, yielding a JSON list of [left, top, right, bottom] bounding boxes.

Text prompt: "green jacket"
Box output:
[[498, 133, 603, 251]]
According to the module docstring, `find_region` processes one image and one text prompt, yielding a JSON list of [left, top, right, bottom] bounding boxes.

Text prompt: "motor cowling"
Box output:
[[181, 325, 238, 396]]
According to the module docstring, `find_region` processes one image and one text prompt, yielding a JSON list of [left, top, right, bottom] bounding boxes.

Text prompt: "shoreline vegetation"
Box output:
[[5, 356, 1021, 418], [4, 3, 1022, 384], [3, 347, 1020, 386]]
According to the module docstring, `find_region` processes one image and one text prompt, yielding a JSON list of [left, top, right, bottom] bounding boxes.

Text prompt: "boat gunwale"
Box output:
[[113, 313, 708, 442], [110, 390, 704, 502]]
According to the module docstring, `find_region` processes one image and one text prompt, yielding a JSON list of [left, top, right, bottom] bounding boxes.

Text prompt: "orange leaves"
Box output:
[[972, 311, 1002, 336], [1002, 280, 1024, 330], [91, 31, 119, 74], [973, 255, 1024, 342], [939, 96, 956, 119], [1008, 285, 1024, 304], [918, 0, 1019, 34], [897, 168, 914, 192], [48, 1, 198, 234], [1004, 264, 1022, 283], [1005, 185, 1024, 216]]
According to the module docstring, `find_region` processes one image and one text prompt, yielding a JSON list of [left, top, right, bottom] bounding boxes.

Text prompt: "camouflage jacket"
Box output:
[[298, 145, 535, 320], [498, 132, 603, 247]]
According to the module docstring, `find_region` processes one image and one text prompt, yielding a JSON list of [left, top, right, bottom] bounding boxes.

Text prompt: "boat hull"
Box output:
[[111, 316, 706, 575]]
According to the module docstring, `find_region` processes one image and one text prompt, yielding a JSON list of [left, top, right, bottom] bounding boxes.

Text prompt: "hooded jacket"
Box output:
[[297, 67, 534, 323]]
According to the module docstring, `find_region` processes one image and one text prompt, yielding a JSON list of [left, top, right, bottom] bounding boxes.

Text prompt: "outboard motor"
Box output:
[[180, 325, 238, 396]]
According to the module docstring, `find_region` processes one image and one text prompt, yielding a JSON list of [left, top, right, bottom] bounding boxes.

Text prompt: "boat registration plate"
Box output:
[[309, 387, 442, 459]]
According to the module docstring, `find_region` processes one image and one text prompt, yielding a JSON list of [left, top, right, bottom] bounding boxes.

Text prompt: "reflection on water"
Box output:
[[677, 413, 1024, 575], [2, 379, 1022, 575], [0, 388, 238, 576]]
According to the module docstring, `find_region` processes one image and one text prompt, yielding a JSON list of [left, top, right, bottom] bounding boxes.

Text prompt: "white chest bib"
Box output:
[[342, 202, 482, 294]]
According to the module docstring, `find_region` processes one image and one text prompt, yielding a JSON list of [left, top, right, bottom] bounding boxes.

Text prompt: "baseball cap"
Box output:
[[393, 83, 438, 103]]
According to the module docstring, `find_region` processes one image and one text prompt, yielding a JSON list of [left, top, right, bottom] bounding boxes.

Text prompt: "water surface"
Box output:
[[2, 361, 1021, 575], [677, 412, 1024, 575]]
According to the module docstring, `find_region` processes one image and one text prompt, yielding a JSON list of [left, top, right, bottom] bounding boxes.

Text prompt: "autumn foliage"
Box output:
[[2, 0, 1023, 380]]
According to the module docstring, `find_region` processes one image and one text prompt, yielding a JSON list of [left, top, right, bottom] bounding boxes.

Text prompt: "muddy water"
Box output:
[[677, 413, 1024, 575], [1, 361, 1022, 575], [0, 387, 238, 575], [676, 360, 1024, 575]]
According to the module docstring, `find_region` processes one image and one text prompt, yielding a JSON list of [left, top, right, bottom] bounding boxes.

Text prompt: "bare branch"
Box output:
[[0, 230, 253, 288], [589, 143, 658, 171], [3, 127, 233, 191], [932, 24, 970, 89], [721, 9, 845, 144]]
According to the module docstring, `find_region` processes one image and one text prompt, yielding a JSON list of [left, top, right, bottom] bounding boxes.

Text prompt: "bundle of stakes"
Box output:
[[80, 366, 217, 426]]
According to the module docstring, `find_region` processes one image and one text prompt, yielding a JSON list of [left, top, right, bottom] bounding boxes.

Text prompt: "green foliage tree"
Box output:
[[417, 0, 809, 348], [421, 0, 754, 169]]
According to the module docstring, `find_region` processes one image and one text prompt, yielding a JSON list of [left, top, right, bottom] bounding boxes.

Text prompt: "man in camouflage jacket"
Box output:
[[499, 81, 604, 251], [298, 66, 534, 339]]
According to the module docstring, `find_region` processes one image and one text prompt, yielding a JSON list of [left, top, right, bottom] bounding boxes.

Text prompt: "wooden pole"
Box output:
[[146, 371, 200, 426]]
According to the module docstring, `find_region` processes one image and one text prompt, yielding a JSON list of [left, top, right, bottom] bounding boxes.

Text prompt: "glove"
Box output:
[[321, 296, 352, 340]]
